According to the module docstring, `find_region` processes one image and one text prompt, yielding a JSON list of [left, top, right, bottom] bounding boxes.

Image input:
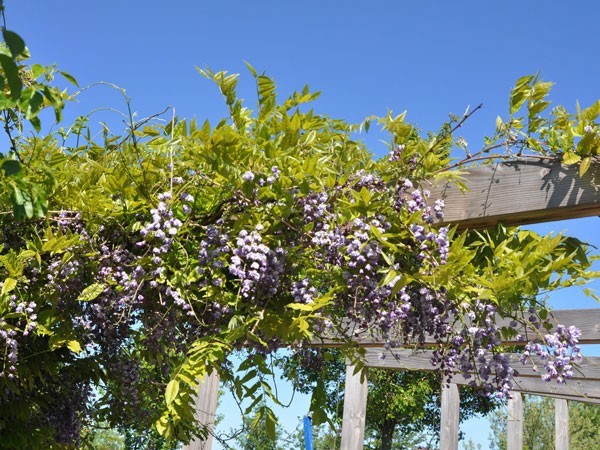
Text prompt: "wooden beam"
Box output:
[[363, 348, 600, 381], [340, 364, 368, 450], [555, 398, 569, 450], [507, 392, 523, 450], [183, 370, 220, 450], [430, 160, 600, 230], [363, 348, 600, 404], [316, 308, 600, 347], [440, 382, 460, 450]]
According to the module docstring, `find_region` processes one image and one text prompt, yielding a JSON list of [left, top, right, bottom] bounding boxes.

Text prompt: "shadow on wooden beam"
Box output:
[[430, 160, 599, 230]]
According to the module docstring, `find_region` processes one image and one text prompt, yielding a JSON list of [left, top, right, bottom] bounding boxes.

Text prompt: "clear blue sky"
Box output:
[[8, 1, 600, 448]]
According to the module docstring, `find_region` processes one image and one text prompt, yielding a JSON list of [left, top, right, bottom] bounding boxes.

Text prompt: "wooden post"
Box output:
[[340, 364, 368, 450], [507, 392, 523, 450], [555, 398, 569, 450], [183, 370, 220, 450], [440, 382, 460, 450]]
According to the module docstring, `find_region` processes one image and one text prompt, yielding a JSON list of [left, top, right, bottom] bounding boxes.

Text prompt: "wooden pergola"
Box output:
[[185, 159, 600, 450]]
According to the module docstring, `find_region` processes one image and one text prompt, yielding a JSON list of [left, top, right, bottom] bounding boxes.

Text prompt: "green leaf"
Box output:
[[23, 90, 44, 119], [0, 54, 22, 99], [2, 30, 25, 58], [286, 302, 313, 311], [562, 151, 581, 165], [29, 116, 41, 133], [12, 184, 25, 204], [509, 75, 534, 114], [42, 86, 64, 122], [578, 100, 600, 122], [580, 156, 592, 177], [1, 159, 22, 177], [165, 379, 180, 406], [1, 277, 17, 295], [244, 60, 257, 77], [265, 408, 277, 440], [30, 63, 45, 79], [531, 81, 553, 101], [77, 283, 105, 302], [59, 70, 79, 87], [583, 288, 600, 303]]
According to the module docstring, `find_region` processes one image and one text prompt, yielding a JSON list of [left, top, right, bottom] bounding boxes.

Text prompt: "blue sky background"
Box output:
[[7, 1, 600, 448]]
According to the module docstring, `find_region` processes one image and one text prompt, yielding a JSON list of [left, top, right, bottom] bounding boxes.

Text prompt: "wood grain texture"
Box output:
[[364, 348, 600, 404], [183, 370, 220, 450], [440, 382, 460, 450], [340, 364, 368, 450], [430, 160, 600, 229], [363, 348, 600, 381], [507, 392, 523, 450], [315, 308, 600, 347], [555, 398, 569, 450]]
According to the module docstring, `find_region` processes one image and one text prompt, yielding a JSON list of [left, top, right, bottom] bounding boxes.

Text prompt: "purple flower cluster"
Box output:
[[0, 286, 39, 380], [300, 192, 330, 225], [431, 301, 514, 398], [338, 217, 403, 331], [45, 375, 92, 446], [410, 224, 450, 265], [291, 278, 317, 304], [311, 224, 346, 265], [228, 226, 286, 301], [520, 324, 582, 383], [0, 317, 18, 380], [354, 170, 385, 190], [395, 180, 445, 223], [198, 223, 230, 286], [392, 287, 454, 345], [180, 192, 194, 214], [388, 144, 405, 162], [106, 356, 142, 420], [261, 166, 281, 185], [140, 192, 182, 274], [242, 171, 255, 181]]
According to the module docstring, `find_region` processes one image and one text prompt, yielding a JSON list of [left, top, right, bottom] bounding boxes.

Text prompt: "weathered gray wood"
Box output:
[[440, 382, 460, 450], [430, 160, 600, 230], [364, 348, 600, 404], [363, 348, 600, 381], [555, 398, 569, 450], [340, 364, 368, 450], [507, 392, 523, 450], [183, 370, 220, 450], [508, 376, 600, 404], [315, 308, 600, 347]]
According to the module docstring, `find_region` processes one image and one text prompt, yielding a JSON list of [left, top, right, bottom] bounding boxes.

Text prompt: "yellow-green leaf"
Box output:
[[580, 156, 592, 176], [1, 277, 17, 296], [165, 379, 180, 406], [562, 151, 581, 165], [77, 283, 104, 302], [286, 302, 313, 311], [67, 340, 82, 353]]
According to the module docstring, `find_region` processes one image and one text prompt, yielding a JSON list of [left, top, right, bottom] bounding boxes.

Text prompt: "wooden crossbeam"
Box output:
[[315, 308, 600, 347], [429, 160, 600, 229], [364, 348, 600, 404], [363, 348, 600, 381]]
